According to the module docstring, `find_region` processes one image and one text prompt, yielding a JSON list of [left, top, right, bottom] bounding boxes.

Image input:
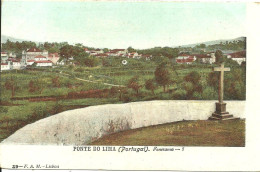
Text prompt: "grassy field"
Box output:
[[90, 119, 245, 146], [0, 57, 246, 142]]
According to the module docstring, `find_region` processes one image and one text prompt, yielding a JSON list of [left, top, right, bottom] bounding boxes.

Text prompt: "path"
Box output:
[[59, 71, 126, 87]]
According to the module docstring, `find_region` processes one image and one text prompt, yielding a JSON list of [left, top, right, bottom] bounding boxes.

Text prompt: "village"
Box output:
[[1, 43, 246, 71]]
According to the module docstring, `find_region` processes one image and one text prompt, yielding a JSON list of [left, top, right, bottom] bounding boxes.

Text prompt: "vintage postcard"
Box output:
[[0, 0, 260, 171]]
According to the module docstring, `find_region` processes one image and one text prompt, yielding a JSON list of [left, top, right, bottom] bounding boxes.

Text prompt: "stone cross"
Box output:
[[213, 62, 230, 103]]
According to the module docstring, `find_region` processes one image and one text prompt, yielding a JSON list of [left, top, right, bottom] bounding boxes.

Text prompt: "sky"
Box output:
[[1, 1, 246, 49]]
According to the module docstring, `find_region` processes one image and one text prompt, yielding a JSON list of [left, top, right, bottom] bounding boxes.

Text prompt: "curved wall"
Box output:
[[2, 100, 245, 145]]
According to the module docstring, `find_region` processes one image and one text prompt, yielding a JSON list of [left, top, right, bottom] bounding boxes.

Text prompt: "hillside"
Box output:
[[177, 37, 246, 48], [1, 35, 30, 43]]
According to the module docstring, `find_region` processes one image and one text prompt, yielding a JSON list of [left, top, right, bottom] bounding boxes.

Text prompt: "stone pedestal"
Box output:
[[209, 102, 234, 120]]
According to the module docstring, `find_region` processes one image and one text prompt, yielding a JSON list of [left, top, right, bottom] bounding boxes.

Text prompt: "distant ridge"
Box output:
[[176, 37, 246, 48], [1, 34, 246, 49], [1, 35, 31, 43]]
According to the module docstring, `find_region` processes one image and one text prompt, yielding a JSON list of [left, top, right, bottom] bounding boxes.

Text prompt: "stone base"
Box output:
[[209, 112, 235, 120], [208, 102, 235, 120]]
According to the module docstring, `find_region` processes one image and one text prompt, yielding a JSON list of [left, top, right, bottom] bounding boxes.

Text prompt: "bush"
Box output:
[[75, 67, 84, 72], [193, 91, 203, 100], [145, 79, 157, 95], [110, 86, 119, 96], [201, 87, 218, 100], [0, 106, 8, 114], [84, 56, 101, 67], [172, 89, 187, 100]]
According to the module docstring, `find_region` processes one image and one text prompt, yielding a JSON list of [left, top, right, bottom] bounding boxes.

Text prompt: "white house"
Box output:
[[8, 59, 22, 70], [9, 52, 16, 58], [84, 48, 91, 54], [142, 54, 152, 60], [1, 52, 8, 62], [192, 53, 216, 64], [1, 62, 11, 71], [86, 49, 104, 56], [127, 52, 141, 59], [48, 53, 60, 64], [22, 47, 48, 64], [56, 59, 65, 66], [227, 51, 246, 65], [108, 49, 128, 56], [176, 54, 196, 64]]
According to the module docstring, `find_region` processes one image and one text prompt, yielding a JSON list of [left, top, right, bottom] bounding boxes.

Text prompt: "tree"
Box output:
[[5, 77, 18, 97], [60, 45, 74, 60], [28, 79, 46, 94], [44, 42, 52, 49], [127, 76, 142, 95], [48, 47, 60, 53], [127, 46, 135, 53], [196, 43, 206, 49], [207, 72, 219, 90], [145, 79, 157, 95], [224, 69, 246, 100], [74, 51, 89, 64], [110, 86, 119, 96], [183, 71, 203, 99], [52, 76, 60, 87], [75, 43, 83, 47], [103, 48, 109, 53], [84, 56, 100, 67], [215, 50, 224, 63], [28, 80, 36, 92], [154, 63, 171, 92], [60, 45, 86, 64]]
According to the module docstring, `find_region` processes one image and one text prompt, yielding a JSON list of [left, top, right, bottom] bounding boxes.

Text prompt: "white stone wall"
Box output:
[[1, 100, 245, 145]]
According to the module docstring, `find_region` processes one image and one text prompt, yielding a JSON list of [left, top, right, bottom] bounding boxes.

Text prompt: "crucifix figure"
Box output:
[[209, 62, 234, 120]]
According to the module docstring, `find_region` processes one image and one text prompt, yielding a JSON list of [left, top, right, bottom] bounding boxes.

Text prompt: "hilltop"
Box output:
[[177, 37, 246, 48]]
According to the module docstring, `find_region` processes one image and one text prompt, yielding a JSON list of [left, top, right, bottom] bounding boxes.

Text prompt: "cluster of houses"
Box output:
[[175, 50, 246, 65], [1, 46, 246, 71], [1, 47, 63, 71], [84, 48, 152, 60]]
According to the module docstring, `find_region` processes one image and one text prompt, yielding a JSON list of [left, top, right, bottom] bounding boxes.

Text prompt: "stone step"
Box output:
[[209, 113, 235, 120], [208, 116, 236, 120], [212, 113, 233, 119]]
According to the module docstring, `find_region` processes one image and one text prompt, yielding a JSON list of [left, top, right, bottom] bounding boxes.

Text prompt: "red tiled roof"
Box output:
[[96, 53, 108, 57], [35, 55, 47, 58], [1, 52, 8, 54], [27, 47, 42, 52], [7, 58, 20, 62], [178, 53, 190, 56], [27, 60, 35, 62], [1, 63, 8, 65], [35, 60, 53, 63], [176, 58, 194, 63], [11, 59, 20, 62], [109, 49, 125, 53], [228, 51, 246, 58]]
